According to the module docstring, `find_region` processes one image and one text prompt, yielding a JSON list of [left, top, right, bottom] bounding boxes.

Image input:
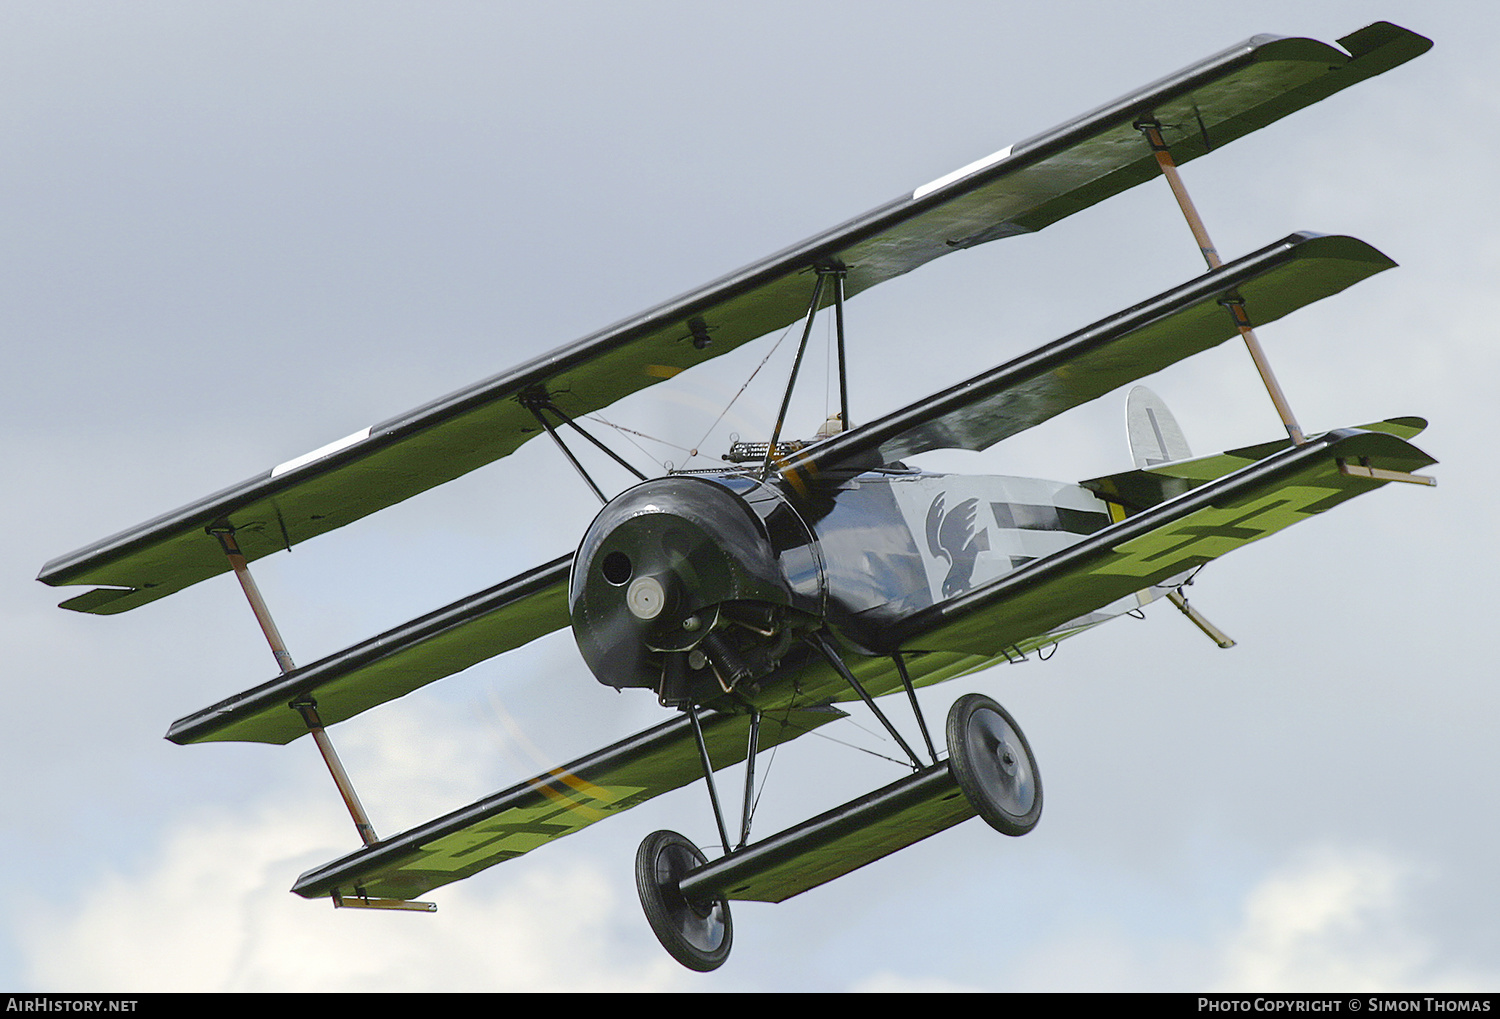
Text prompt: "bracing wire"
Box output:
[[743, 712, 788, 835], [583, 412, 692, 471], [582, 310, 809, 472], [746, 741, 777, 830], [688, 318, 801, 461], [800, 725, 912, 768], [747, 705, 922, 812]]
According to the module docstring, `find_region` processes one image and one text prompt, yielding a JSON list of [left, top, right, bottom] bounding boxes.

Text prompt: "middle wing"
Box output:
[[782, 232, 1394, 478], [166, 554, 573, 746]]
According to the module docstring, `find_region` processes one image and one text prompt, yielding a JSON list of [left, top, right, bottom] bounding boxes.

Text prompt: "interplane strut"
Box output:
[[1136, 118, 1307, 445], [208, 525, 381, 851]]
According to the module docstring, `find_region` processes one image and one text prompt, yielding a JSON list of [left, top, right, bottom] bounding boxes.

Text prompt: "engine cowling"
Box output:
[[570, 475, 819, 699]]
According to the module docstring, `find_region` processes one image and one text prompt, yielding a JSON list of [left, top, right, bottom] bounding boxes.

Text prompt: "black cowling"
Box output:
[[570, 476, 796, 692]]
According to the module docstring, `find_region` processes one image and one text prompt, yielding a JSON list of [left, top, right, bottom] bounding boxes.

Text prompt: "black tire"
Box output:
[[946, 693, 1042, 836], [634, 830, 732, 972]]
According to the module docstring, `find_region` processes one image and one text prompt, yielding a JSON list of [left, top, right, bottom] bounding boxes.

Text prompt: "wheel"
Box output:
[[634, 830, 732, 972], [946, 693, 1042, 836]]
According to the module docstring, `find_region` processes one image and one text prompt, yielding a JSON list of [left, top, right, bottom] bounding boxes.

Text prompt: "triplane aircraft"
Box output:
[[41, 23, 1435, 971]]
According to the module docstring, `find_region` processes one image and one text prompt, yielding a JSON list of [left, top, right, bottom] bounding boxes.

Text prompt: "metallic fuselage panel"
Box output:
[[712, 468, 1127, 653]]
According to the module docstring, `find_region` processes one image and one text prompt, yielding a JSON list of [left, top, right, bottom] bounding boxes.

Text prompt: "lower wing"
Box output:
[[885, 426, 1434, 656], [291, 704, 845, 903]]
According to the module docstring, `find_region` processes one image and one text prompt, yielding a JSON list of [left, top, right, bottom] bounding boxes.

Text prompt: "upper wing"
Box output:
[[290, 704, 845, 903], [39, 23, 1427, 614], [884, 427, 1435, 656], [782, 233, 1395, 477]]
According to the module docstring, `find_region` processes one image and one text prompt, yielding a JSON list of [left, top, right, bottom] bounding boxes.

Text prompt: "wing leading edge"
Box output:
[[166, 554, 573, 746], [783, 232, 1395, 477], [291, 704, 846, 903], [886, 428, 1436, 657], [39, 23, 1428, 614]]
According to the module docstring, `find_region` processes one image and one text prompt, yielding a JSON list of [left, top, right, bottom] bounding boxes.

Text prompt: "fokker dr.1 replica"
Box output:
[[41, 23, 1434, 971]]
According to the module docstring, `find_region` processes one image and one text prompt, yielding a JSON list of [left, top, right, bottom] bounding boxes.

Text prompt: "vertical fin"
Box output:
[[1126, 386, 1192, 469]]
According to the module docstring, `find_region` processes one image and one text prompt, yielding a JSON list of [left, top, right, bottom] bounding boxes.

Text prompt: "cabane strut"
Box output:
[[762, 265, 851, 479]]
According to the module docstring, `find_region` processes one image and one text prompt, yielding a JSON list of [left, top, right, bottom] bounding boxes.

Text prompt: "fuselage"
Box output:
[[569, 466, 1156, 711]]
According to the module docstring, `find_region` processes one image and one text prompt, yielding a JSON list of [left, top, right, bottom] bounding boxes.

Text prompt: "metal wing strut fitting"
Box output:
[[39, 23, 1428, 614]]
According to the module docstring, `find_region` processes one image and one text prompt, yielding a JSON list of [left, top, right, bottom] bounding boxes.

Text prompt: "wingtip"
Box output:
[[1338, 22, 1434, 62]]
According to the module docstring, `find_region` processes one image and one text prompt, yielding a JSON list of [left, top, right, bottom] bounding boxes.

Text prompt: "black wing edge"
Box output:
[[679, 761, 975, 904], [882, 428, 1437, 656], [781, 232, 1395, 478], [290, 703, 847, 902], [166, 553, 573, 747], [1080, 416, 1429, 511], [39, 23, 1428, 615]]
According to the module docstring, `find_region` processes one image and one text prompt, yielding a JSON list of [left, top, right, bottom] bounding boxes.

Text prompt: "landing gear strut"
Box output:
[[635, 692, 1042, 972]]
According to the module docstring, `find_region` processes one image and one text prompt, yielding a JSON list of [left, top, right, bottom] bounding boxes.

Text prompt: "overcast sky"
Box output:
[[5, 0, 1497, 992]]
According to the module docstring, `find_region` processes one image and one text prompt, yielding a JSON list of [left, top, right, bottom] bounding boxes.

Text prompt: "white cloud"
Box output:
[[1210, 847, 1490, 993], [14, 695, 697, 993], [849, 846, 1500, 993], [16, 797, 693, 992]]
